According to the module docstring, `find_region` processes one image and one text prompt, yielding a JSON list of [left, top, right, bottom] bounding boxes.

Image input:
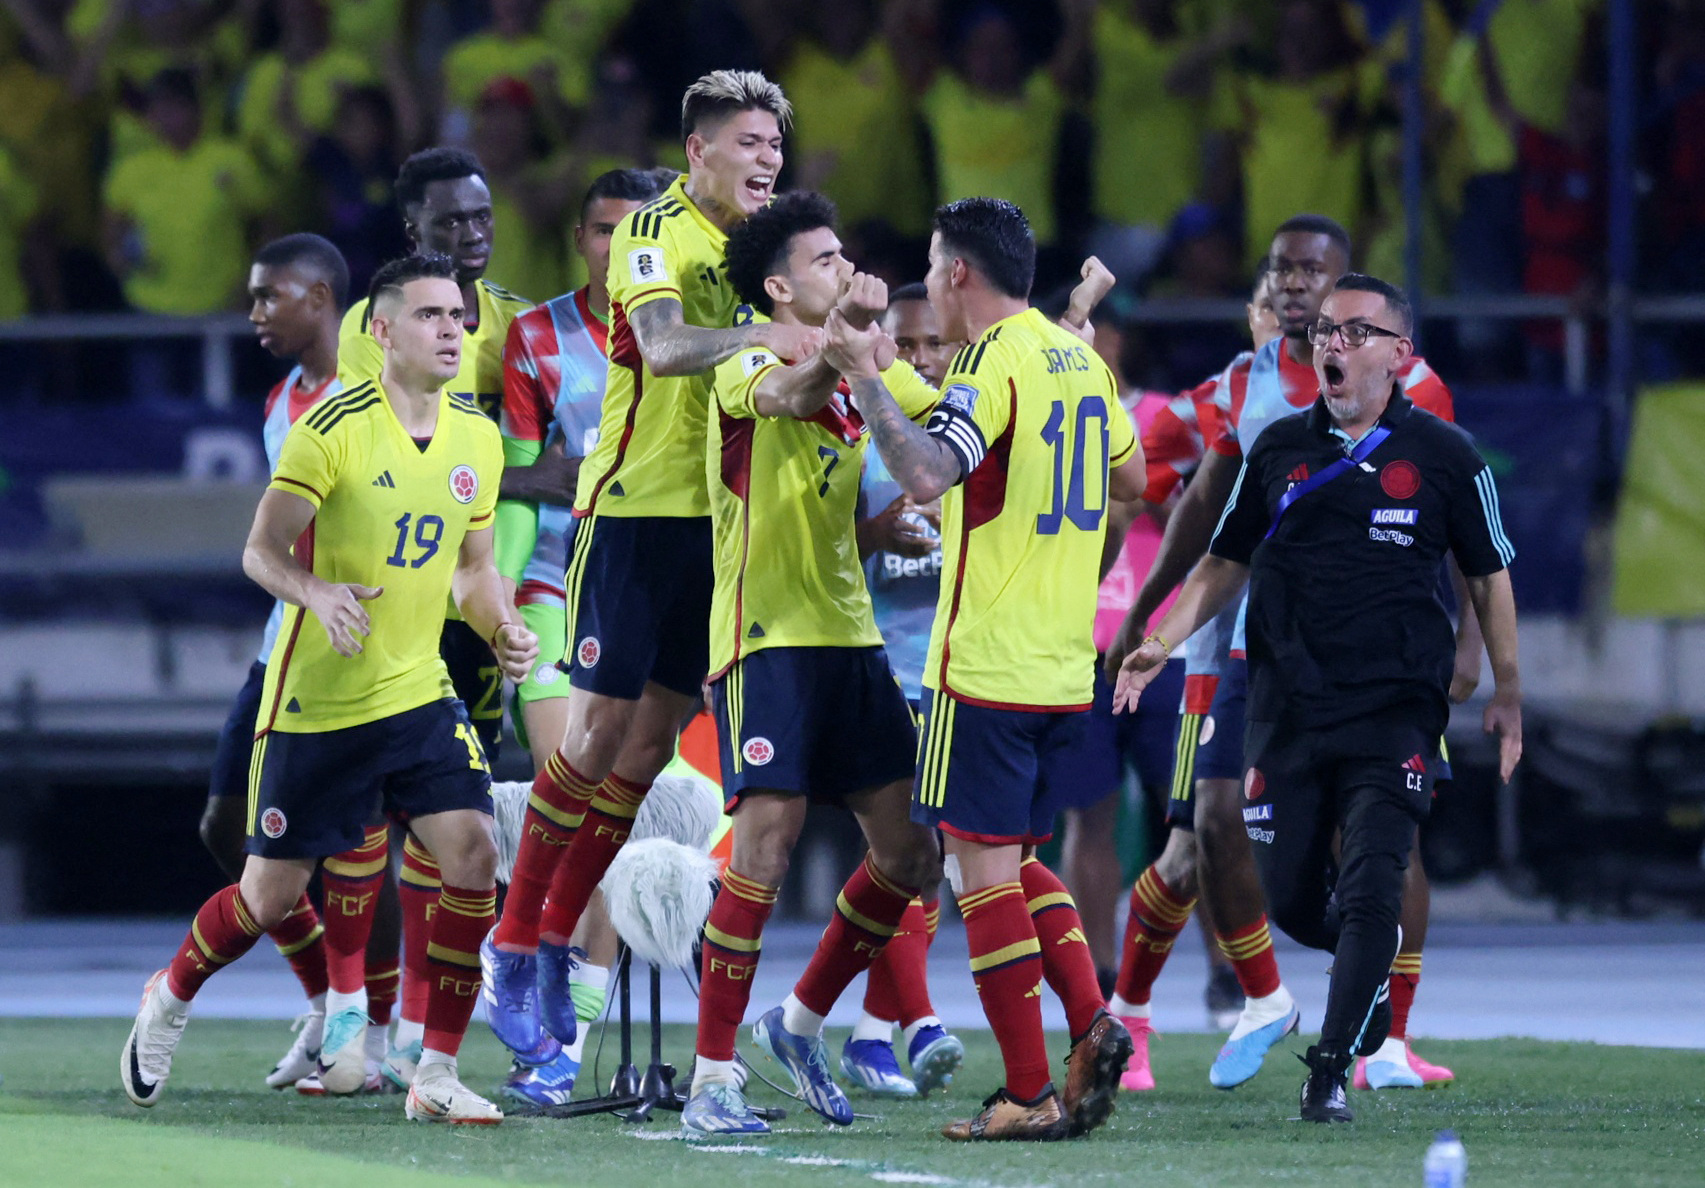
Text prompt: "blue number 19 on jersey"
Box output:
[[1036, 396, 1111, 535], [386, 512, 445, 568]]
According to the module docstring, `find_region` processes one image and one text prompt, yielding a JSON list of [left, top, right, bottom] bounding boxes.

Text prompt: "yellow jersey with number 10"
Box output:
[[259, 383, 503, 735], [923, 308, 1136, 710], [575, 174, 742, 519]]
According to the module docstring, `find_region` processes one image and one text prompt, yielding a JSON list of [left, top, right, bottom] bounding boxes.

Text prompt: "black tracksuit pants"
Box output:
[[1242, 713, 1435, 1055]]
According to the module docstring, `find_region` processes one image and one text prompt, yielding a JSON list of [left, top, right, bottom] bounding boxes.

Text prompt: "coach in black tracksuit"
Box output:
[[1114, 274, 1524, 1124]]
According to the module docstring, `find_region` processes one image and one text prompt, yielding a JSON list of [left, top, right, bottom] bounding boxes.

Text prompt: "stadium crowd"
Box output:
[[5, 0, 1698, 393]]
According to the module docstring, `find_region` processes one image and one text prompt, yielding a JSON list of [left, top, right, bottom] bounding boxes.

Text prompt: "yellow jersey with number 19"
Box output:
[[707, 338, 939, 677], [336, 277, 533, 422], [922, 308, 1136, 710], [575, 174, 742, 519], [258, 383, 503, 735]]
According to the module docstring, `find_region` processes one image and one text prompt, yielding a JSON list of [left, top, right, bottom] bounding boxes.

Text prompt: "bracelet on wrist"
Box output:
[[1141, 632, 1170, 656]]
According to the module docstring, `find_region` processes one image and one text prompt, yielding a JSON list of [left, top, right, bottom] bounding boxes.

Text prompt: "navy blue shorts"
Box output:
[[208, 660, 267, 800], [1047, 660, 1184, 812], [912, 688, 1088, 846], [1195, 657, 1247, 782], [440, 618, 503, 760], [710, 646, 917, 808], [563, 514, 712, 700], [246, 699, 492, 860]]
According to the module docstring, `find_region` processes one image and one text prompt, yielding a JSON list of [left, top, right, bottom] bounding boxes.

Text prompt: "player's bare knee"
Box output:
[[615, 731, 675, 786], [1155, 832, 1198, 892], [437, 830, 499, 888], [1194, 780, 1244, 857], [239, 882, 299, 932], [872, 832, 942, 893], [561, 700, 633, 775], [733, 838, 791, 888]]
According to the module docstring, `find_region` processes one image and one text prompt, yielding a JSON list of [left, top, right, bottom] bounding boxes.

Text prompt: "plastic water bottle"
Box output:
[[1424, 1130, 1467, 1187]]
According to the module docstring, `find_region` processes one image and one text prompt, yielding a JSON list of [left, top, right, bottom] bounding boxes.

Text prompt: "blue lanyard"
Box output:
[[1264, 425, 1392, 540]]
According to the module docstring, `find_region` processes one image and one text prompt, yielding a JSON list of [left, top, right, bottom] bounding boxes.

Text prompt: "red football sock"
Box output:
[[422, 882, 496, 1057], [166, 884, 265, 1001], [863, 898, 925, 1024], [1216, 916, 1283, 999], [794, 854, 918, 1018], [1389, 952, 1422, 1040], [1115, 865, 1197, 1007], [867, 896, 943, 1027], [398, 834, 441, 1026], [494, 752, 598, 951], [696, 868, 778, 1062], [537, 772, 649, 943], [366, 958, 400, 1028], [960, 881, 1049, 1101], [268, 894, 328, 1001], [320, 825, 389, 996], [1020, 857, 1104, 1038]]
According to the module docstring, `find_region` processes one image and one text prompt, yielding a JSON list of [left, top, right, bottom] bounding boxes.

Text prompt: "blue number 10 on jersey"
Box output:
[[1036, 396, 1111, 535]]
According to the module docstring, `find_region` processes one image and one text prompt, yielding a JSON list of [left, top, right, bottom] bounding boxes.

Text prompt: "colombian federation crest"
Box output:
[[742, 737, 774, 766], [260, 808, 288, 839], [449, 464, 478, 504]]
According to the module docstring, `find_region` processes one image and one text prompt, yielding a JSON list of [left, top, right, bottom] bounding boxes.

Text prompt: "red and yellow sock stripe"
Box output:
[[1216, 918, 1275, 963]]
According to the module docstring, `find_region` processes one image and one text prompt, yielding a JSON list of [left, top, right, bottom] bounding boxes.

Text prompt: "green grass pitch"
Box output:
[[1, 1019, 1700, 1187]]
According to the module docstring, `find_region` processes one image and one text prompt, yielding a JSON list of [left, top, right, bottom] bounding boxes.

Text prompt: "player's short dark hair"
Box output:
[[724, 191, 838, 317], [1252, 258, 1273, 295], [368, 252, 457, 308], [681, 69, 792, 141], [579, 168, 671, 223], [1271, 213, 1353, 264], [1332, 272, 1414, 337], [253, 233, 351, 307], [395, 147, 486, 216], [888, 282, 929, 306], [933, 198, 1035, 300]]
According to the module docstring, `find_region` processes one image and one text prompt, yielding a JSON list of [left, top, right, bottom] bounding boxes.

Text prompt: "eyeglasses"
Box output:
[[1307, 319, 1403, 349]]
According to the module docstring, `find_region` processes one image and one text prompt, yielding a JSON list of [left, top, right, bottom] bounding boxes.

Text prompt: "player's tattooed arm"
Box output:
[[629, 298, 822, 377], [828, 309, 962, 503], [244, 488, 380, 658], [856, 376, 963, 504]]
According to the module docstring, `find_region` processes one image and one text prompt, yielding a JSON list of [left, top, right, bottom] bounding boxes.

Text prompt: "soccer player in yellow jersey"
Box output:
[[676, 193, 940, 1136], [335, 148, 531, 1075], [122, 255, 539, 1127], [337, 147, 532, 758], [826, 198, 1147, 1142], [489, 70, 819, 1048]]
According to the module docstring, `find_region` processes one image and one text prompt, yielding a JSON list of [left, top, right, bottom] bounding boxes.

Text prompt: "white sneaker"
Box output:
[[405, 1060, 504, 1125], [120, 970, 188, 1107], [295, 1059, 385, 1095], [316, 1005, 371, 1095], [381, 1039, 422, 1092], [265, 1010, 325, 1089]]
